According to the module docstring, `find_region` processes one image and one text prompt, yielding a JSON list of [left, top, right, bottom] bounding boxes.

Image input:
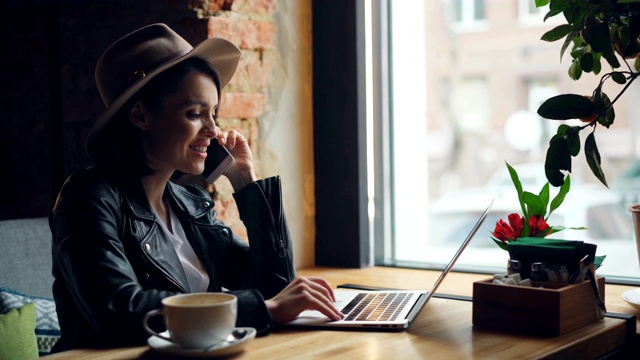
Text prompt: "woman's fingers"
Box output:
[[299, 289, 343, 321], [266, 276, 344, 323], [304, 276, 337, 302], [215, 129, 241, 149], [293, 277, 342, 319], [226, 130, 239, 148]]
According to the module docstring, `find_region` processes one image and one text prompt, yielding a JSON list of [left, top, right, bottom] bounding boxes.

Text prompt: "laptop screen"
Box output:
[[423, 198, 494, 301]]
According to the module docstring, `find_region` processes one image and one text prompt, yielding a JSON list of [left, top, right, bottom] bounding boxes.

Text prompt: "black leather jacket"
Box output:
[[49, 167, 295, 352]]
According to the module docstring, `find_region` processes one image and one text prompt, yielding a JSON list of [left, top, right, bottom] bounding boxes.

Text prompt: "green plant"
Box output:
[[535, 0, 640, 187], [491, 162, 586, 250]]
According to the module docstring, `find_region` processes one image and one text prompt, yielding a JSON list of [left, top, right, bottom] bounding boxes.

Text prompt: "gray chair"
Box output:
[[0, 217, 53, 298]]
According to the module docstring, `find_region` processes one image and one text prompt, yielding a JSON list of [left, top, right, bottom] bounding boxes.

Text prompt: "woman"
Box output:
[[50, 23, 343, 352]]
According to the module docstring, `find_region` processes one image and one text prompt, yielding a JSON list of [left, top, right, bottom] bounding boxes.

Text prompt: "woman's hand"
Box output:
[[215, 129, 257, 191], [264, 276, 345, 323]]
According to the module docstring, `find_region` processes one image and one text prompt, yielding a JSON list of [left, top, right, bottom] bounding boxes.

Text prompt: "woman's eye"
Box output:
[[187, 112, 202, 119]]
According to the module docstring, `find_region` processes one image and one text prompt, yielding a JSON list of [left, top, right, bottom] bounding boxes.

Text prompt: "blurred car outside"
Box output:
[[425, 163, 638, 278]]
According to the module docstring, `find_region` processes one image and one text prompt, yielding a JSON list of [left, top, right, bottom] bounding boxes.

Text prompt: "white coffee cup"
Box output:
[[143, 292, 237, 349]]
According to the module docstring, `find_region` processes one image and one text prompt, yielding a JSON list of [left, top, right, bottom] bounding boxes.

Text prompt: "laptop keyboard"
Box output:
[[341, 292, 412, 321]]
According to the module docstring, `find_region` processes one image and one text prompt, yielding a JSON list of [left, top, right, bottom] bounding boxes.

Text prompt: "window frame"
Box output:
[[312, 0, 640, 286], [312, 0, 371, 268]]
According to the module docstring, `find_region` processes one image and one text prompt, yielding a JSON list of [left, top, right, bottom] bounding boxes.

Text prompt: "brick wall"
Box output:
[[189, 0, 279, 240]]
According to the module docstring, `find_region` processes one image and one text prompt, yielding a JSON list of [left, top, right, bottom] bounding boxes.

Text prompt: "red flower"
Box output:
[[493, 213, 523, 242], [529, 214, 549, 236]]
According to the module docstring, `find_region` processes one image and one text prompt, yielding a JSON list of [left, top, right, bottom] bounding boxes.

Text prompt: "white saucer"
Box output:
[[621, 288, 640, 311], [147, 327, 256, 357]]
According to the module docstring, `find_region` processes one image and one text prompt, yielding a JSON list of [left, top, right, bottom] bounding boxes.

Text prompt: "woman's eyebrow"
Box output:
[[178, 100, 210, 107]]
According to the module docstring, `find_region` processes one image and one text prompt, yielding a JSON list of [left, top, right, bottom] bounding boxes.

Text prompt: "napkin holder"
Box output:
[[472, 276, 605, 337]]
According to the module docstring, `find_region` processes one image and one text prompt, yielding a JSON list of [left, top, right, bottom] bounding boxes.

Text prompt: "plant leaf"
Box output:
[[568, 127, 581, 156], [580, 52, 594, 72], [584, 132, 608, 187], [601, 46, 621, 68], [541, 24, 573, 42], [560, 29, 580, 61], [544, 9, 564, 22], [547, 225, 587, 235], [549, 0, 570, 12], [582, 21, 611, 53], [550, 175, 571, 215], [533, 227, 553, 237], [491, 237, 509, 251], [539, 182, 550, 218], [569, 59, 583, 79], [597, 92, 615, 128], [523, 191, 545, 217], [563, 3, 586, 24], [611, 72, 627, 84], [522, 220, 531, 238], [506, 162, 527, 217], [592, 53, 602, 74], [535, 0, 550, 7], [537, 94, 596, 119], [545, 135, 572, 187]]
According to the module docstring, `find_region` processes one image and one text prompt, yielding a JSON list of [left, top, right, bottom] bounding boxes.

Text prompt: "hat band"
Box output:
[[128, 70, 146, 85], [127, 49, 191, 86]]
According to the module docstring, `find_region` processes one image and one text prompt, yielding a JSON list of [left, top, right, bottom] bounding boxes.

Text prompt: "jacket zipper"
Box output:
[[275, 179, 292, 282], [140, 245, 188, 293], [277, 238, 286, 258]]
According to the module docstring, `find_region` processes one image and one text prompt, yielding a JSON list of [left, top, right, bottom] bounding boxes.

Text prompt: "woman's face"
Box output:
[[141, 71, 219, 177]]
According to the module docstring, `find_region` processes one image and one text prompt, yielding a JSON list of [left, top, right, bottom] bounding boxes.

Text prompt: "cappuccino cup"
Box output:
[[143, 292, 237, 349]]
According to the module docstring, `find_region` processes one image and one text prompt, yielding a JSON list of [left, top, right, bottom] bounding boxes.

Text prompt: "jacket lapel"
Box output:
[[121, 178, 192, 293]]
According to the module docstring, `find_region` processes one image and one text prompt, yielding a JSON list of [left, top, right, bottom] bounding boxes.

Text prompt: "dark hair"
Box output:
[[91, 57, 221, 179]]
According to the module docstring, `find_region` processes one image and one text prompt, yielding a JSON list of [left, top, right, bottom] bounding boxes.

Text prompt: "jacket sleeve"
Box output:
[[219, 176, 296, 300], [50, 171, 179, 347]]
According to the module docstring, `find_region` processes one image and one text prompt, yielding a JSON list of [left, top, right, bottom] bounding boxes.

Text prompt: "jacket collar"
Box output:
[[165, 182, 215, 219], [120, 177, 214, 221]]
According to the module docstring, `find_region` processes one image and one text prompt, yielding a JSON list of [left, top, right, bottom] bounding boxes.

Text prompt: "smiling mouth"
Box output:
[[190, 145, 207, 153]]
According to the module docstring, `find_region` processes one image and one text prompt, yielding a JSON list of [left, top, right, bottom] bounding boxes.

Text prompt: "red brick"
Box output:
[[242, 20, 275, 48], [207, 17, 241, 45], [231, 0, 276, 16], [218, 92, 267, 118], [231, 50, 272, 92], [208, 18, 275, 49]]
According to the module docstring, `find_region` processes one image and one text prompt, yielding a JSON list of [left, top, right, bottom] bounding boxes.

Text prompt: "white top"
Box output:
[[155, 198, 210, 293]]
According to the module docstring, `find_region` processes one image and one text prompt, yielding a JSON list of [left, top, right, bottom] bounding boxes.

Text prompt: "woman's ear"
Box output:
[[128, 101, 149, 130]]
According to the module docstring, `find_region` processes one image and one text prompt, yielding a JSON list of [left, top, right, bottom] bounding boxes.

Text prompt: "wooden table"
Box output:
[[45, 266, 639, 359]]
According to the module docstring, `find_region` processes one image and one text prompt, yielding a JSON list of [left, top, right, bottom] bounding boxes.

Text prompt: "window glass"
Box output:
[[452, 0, 485, 23], [451, 0, 487, 31], [385, 1, 640, 281]]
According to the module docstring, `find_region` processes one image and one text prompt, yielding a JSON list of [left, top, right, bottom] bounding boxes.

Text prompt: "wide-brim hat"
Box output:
[[86, 23, 242, 152]]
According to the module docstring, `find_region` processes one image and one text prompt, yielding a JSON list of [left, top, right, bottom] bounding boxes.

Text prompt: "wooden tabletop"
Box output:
[[45, 266, 639, 359]]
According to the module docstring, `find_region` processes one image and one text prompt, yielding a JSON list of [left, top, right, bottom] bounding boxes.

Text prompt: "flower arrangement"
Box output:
[[491, 162, 586, 250]]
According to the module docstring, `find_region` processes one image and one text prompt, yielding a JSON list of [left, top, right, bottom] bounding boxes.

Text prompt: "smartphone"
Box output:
[[202, 142, 234, 184]]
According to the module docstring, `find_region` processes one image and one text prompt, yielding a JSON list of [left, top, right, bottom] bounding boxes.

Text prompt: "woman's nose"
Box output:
[[203, 116, 218, 138]]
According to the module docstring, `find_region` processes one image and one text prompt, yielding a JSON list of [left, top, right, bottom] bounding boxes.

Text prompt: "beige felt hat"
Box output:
[[86, 23, 242, 152]]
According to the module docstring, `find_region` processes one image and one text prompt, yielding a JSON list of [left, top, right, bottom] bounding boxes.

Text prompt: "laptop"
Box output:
[[285, 199, 494, 330]]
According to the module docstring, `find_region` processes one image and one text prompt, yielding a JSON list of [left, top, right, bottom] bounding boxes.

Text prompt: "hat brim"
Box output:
[[86, 37, 241, 153]]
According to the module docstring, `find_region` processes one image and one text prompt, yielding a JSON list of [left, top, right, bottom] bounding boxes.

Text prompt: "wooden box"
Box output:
[[472, 277, 605, 337]]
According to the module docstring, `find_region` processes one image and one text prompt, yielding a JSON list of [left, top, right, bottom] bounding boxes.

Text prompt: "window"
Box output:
[[518, 0, 563, 26], [374, 0, 640, 283], [453, 0, 485, 23]]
